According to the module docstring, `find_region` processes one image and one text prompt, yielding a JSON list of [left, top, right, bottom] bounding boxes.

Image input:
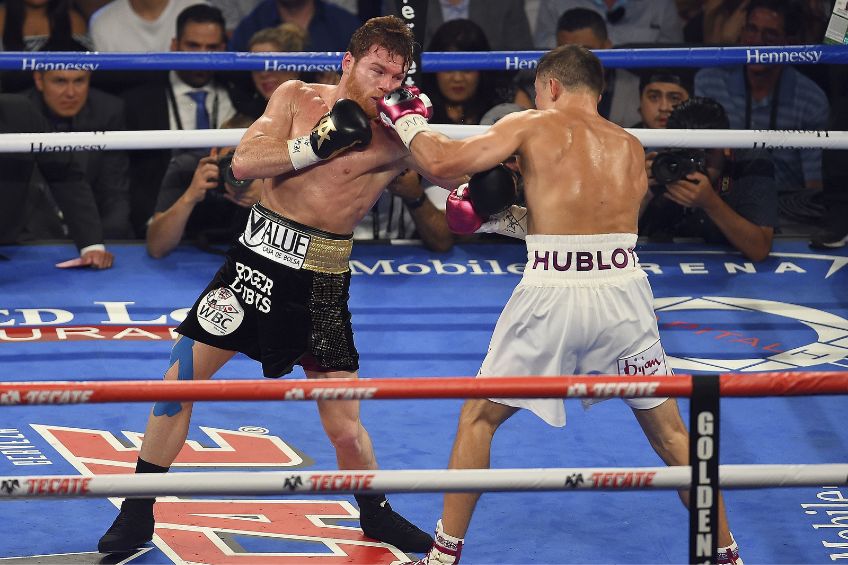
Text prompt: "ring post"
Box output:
[[690, 374, 720, 564]]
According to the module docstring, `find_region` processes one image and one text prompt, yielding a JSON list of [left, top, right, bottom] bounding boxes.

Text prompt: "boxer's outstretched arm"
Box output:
[[404, 156, 467, 191], [231, 81, 299, 180], [409, 112, 531, 179]]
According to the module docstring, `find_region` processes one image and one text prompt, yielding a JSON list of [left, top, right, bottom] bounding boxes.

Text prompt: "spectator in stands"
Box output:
[[208, 0, 263, 34], [384, 0, 533, 51], [810, 68, 848, 250], [0, 0, 90, 51], [146, 115, 261, 258], [235, 22, 310, 117], [250, 24, 307, 99], [229, 0, 360, 52], [0, 0, 91, 92], [353, 169, 456, 252], [122, 4, 240, 237], [27, 65, 132, 239], [422, 19, 501, 126], [798, 0, 830, 44], [632, 68, 692, 129], [684, 0, 825, 46], [639, 97, 777, 262], [683, 0, 750, 45], [695, 0, 829, 194], [0, 93, 114, 269], [555, 8, 640, 127], [525, 0, 542, 36], [89, 0, 200, 52], [509, 70, 537, 109], [674, 0, 702, 23], [71, 0, 111, 22], [534, 0, 684, 49]]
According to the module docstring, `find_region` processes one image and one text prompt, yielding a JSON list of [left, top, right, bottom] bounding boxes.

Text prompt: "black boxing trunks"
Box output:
[[176, 203, 358, 377]]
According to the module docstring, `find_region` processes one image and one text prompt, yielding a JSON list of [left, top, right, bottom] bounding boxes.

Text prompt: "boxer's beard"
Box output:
[[346, 72, 377, 119], [346, 61, 377, 118], [178, 70, 214, 88]]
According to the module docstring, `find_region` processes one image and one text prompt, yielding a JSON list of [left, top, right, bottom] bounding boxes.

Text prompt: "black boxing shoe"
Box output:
[[810, 230, 848, 250], [359, 500, 434, 553], [98, 500, 155, 553]]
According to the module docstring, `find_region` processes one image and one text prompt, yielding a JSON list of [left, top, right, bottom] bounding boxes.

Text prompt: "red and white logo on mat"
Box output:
[[197, 287, 244, 336], [25, 425, 407, 563], [154, 499, 408, 564]]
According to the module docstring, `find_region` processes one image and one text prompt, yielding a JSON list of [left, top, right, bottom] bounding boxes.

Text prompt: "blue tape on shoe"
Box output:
[[153, 337, 195, 417]]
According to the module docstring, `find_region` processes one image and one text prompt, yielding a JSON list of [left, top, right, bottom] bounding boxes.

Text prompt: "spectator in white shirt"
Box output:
[[90, 0, 207, 52]]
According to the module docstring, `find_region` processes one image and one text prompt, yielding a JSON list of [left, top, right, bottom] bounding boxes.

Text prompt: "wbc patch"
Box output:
[[196, 287, 245, 336]]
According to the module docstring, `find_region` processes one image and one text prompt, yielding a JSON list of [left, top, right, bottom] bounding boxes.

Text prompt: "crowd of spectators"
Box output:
[[0, 0, 845, 268]]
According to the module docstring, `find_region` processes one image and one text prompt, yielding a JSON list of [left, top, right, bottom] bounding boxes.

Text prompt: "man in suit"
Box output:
[[555, 8, 641, 128], [385, 0, 533, 51], [0, 94, 114, 269], [122, 4, 241, 237], [27, 69, 132, 239], [230, 0, 362, 52], [534, 0, 683, 48]]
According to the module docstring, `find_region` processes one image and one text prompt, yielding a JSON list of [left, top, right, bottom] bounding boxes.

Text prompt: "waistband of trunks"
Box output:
[[239, 204, 353, 274], [522, 233, 642, 282]]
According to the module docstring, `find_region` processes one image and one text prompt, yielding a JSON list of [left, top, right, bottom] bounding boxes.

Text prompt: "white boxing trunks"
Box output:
[[480, 233, 671, 427]]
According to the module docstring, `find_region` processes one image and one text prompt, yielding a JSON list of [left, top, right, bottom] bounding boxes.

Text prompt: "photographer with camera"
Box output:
[[146, 116, 260, 259], [639, 97, 778, 262]]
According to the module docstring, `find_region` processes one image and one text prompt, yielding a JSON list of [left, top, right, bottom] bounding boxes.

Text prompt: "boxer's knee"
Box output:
[[458, 399, 512, 436], [652, 428, 689, 465], [323, 416, 363, 453], [154, 337, 197, 417]]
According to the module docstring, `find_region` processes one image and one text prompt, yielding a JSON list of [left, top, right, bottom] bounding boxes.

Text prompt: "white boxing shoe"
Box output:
[[716, 533, 743, 564], [404, 520, 463, 564]]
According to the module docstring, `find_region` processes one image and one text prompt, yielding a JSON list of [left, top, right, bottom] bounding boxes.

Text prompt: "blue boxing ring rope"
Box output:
[[0, 44, 846, 71]]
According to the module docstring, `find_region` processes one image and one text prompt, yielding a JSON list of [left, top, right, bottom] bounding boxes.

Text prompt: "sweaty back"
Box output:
[[519, 109, 646, 236]]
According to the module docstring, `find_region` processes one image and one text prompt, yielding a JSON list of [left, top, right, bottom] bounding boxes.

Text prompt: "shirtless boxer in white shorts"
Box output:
[[377, 44, 742, 564]]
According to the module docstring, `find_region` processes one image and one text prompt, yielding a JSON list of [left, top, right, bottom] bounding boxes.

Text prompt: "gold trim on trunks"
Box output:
[[303, 235, 352, 274]]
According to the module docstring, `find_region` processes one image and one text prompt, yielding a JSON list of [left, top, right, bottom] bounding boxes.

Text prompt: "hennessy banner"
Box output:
[[394, 0, 428, 86]]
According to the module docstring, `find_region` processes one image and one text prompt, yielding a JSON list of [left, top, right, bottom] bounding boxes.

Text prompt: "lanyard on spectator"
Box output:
[[166, 82, 220, 130], [743, 73, 781, 130]]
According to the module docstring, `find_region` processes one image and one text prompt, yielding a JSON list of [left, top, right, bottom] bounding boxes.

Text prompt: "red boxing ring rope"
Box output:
[[1, 372, 846, 406]]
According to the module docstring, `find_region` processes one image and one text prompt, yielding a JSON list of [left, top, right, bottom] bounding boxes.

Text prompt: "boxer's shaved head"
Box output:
[[536, 44, 605, 96]]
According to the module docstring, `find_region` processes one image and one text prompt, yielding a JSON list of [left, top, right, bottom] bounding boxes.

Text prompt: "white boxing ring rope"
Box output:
[[2, 465, 848, 499], [0, 126, 846, 151]]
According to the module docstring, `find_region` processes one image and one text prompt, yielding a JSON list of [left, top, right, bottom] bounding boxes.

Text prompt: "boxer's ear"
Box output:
[[341, 52, 354, 72]]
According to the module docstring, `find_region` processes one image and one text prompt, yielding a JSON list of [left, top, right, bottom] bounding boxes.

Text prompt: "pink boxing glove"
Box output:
[[445, 184, 485, 234], [377, 86, 433, 149]]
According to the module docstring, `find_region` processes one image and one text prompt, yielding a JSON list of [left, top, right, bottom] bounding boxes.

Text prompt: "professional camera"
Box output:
[[650, 149, 707, 186], [216, 153, 251, 193]]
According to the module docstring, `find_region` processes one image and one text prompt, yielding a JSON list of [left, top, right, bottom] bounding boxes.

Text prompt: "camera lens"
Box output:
[[651, 150, 702, 185], [652, 153, 683, 185], [217, 154, 251, 192]]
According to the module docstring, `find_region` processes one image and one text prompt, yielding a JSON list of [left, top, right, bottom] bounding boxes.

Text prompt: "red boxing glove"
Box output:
[[377, 86, 433, 148], [445, 184, 485, 234]]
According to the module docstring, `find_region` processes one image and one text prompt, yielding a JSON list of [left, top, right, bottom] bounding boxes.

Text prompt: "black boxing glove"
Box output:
[[287, 99, 372, 170], [467, 164, 518, 217]]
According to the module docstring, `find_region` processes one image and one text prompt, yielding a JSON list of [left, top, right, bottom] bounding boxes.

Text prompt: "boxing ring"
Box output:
[[1, 45, 848, 564]]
